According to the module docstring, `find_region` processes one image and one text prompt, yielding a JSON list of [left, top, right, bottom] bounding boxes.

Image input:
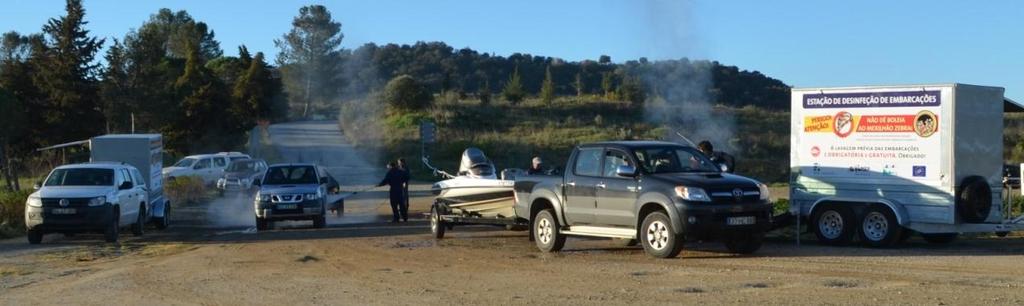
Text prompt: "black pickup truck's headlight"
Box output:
[[675, 186, 710, 202], [757, 183, 770, 201]]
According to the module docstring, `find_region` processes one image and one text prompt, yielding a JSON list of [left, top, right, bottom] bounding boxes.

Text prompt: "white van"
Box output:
[[162, 152, 251, 185], [790, 84, 1024, 247]]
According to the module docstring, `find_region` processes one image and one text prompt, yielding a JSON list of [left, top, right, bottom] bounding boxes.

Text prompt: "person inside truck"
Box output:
[[697, 140, 736, 173], [528, 157, 545, 175]]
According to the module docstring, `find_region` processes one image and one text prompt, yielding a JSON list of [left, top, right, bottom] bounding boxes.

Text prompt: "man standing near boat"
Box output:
[[378, 162, 407, 222], [397, 158, 410, 222]]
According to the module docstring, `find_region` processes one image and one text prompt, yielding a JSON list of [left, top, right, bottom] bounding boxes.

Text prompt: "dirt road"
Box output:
[[2, 121, 1024, 305]]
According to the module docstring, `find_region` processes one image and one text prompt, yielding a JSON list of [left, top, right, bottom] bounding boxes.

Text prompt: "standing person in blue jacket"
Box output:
[[397, 158, 410, 222], [378, 162, 406, 223]]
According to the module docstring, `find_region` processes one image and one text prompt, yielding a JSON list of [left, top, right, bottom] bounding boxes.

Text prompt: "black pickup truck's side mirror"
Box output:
[[615, 165, 638, 177]]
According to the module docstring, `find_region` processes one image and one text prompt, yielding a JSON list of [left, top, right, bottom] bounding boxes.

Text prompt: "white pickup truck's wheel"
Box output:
[[640, 211, 683, 258], [533, 209, 565, 252], [859, 206, 903, 247]]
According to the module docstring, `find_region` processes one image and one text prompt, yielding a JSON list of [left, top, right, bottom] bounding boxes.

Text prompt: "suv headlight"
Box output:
[[87, 196, 106, 207], [258, 194, 271, 202], [305, 192, 321, 200], [757, 183, 770, 201], [675, 186, 710, 202], [26, 196, 42, 207]]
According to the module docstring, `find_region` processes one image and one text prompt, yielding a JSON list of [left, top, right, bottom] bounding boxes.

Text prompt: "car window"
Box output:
[[131, 168, 146, 187], [230, 156, 247, 162], [573, 148, 603, 177], [173, 157, 197, 168], [196, 158, 212, 169], [214, 157, 227, 168], [602, 150, 632, 177], [45, 168, 115, 186], [120, 169, 133, 186]]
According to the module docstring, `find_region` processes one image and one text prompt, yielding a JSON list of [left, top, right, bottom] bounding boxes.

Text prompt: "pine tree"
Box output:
[[502, 66, 525, 104], [275, 5, 343, 118], [540, 65, 555, 104], [32, 0, 105, 143]]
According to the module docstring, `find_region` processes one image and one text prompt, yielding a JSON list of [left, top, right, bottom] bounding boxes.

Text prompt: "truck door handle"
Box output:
[[596, 183, 606, 189]]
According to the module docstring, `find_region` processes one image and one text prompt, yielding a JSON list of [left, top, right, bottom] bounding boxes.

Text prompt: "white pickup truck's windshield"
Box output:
[[173, 158, 197, 168], [227, 161, 255, 172], [263, 166, 318, 185], [44, 168, 115, 186], [635, 147, 720, 174]]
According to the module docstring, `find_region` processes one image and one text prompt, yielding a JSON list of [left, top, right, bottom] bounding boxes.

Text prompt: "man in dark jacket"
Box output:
[[527, 157, 544, 175], [698, 140, 736, 173], [378, 162, 406, 222], [396, 158, 410, 222]]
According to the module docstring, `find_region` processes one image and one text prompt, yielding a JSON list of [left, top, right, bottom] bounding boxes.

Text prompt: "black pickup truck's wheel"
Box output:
[[640, 211, 683, 258], [858, 205, 903, 248], [430, 206, 446, 239], [812, 204, 855, 246], [533, 209, 565, 252], [724, 230, 764, 254], [27, 229, 43, 244]]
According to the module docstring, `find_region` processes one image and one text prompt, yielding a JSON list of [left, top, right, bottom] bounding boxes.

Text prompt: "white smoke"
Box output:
[[636, 1, 740, 154]]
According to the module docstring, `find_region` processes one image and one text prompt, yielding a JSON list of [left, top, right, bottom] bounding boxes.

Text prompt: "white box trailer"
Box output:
[[789, 83, 1024, 247], [90, 134, 170, 228]]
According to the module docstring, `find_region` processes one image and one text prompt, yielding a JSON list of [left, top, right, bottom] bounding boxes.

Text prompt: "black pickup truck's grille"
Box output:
[[707, 188, 760, 204], [41, 198, 92, 208]]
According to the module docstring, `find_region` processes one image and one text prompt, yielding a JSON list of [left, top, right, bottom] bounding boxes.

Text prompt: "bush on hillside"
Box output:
[[0, 189, 32, 237], [382, 75, 432, 111], [165, 176, 207, 204]]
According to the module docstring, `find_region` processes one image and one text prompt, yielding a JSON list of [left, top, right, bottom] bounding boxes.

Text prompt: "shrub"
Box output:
[[382, 75, 432, 111], [164, 176, 207, 204], [0, 189, 32, 237]]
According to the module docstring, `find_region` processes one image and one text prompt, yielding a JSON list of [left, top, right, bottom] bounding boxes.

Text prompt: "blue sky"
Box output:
[[2, 0, 1022, 100]]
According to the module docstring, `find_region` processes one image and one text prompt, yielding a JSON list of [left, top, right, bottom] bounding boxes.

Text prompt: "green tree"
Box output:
[[0, 31, 45, 156], [502, 66, 525, 104], [598, 55, 611, 64], [32, 0, 105, 144], [601, 71, 615, 99], [99, 39, 132, 133], [573, 72, 584, 97], [478, 78, 491, 105], [540, 65, 555, 104], [171, 41, 227, 153], [233, 51, 286, 123], [382, 74, 431, 111], [617, 75, 646, 106], [275, 5, 343, 118]]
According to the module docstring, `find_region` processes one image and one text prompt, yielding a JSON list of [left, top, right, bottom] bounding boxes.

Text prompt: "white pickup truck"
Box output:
[[162, 152, 250, 185]]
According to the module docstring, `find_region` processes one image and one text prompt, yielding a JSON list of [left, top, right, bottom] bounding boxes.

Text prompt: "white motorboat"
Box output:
[[430, 148, 516, 218]]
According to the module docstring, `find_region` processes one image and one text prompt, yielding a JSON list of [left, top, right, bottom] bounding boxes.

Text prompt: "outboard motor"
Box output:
[[458, 148, 497, 179]]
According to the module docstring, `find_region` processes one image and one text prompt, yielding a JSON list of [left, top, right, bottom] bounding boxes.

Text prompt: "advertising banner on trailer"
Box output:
[[796, 88, 948, 187]]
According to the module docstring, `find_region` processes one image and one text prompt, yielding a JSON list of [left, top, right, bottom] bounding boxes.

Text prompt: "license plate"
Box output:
[[727, 216, 756, 226], [277, 204, 297, 210], [52, 208, 77, 215]]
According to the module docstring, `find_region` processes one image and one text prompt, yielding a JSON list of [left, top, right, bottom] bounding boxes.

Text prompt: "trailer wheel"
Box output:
[[921, 233, 958, 244], [430, 206, 446, 239], [811, 204, 855, 246], [858, 205, 903, 248], [154, 201, 170, 230], [957, 176, 992, 223], [533, 209, 565, 252]]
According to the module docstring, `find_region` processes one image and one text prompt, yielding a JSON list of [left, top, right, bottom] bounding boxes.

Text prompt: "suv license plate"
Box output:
[[277, 204, 297, 210], [52, 208, 76, 215], [727, 216, 755, 226]]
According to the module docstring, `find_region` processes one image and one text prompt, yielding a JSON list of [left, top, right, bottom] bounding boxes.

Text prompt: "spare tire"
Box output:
[[957, 176, 992, 223]]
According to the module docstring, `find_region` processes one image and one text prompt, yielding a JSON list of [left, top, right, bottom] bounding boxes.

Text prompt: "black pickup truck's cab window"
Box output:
[[574, 148, 603, 177], [635, 147, 719, 174], [602, 150, 633, 177]]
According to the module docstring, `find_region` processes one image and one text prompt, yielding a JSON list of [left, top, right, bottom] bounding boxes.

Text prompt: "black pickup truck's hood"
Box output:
[[647, 172, 759, 190]]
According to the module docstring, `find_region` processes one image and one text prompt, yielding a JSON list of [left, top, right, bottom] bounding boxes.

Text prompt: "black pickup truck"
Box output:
[[513, 141, 772, 258]]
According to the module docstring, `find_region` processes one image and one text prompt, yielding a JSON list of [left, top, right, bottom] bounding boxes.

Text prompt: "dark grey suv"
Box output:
[[253, 164, 329, 230]]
